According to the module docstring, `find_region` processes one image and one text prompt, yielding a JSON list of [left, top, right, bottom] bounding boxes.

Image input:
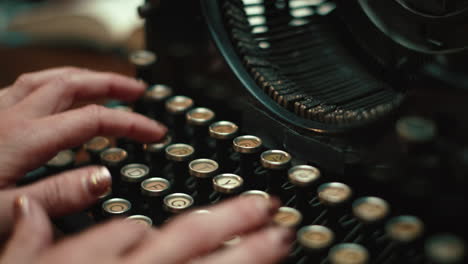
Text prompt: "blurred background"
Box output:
[[0, 0, 145, 87]]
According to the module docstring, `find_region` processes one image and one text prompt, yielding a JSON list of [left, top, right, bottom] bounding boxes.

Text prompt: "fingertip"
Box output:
[[85, 166, 112, 197]]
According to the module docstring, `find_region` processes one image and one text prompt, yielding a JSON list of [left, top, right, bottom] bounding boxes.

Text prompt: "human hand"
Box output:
[[1, 195, 292, 264], [0, 67, 167, 238]]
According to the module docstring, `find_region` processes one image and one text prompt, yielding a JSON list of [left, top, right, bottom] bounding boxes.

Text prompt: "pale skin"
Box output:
[[0, 67, 293, 264]]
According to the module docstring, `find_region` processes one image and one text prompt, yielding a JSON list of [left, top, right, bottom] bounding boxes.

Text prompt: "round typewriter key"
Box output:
[[186, 107, 215, 126], [85, 136, 111, 163], [130, 50, 157, 67], [189, 159, 219, 178], [209, 121, 239, 140], [425, 234, 466, 264], [165, 144, 195, 162], [141, 177, 170, 224], [298, 225, 335, 251], [126, 215, 153, 227], [240, 190, 270, 200], [233, 135, 263, 154], [85, 136, 111, 153], [261, 150, 292, 199], [396, 116, 437, 144], [164, 193, 194, 214], [166, 144, 195, 193], [352, 197, 390, 223], [129, 50, 157, 83], [289, 165, 321, 187], [189, 159, 219, 204], [317, 182, 353, 206], [145, 135, 172, 154], [102, 198, 132, 217], [209, 121, 239, 172], [273, 207, 302, 228], [213, 174, 244, 198], [121, 164, 150, 183], [46, 150, 75, 171], [145, 84, 173, 102], [329, 243, 369, 264], [386, 215, 424, 243], [233, 135, 263, 189], [261, 150, 292, 170], [141, 177, 171, 197], [165, 96, 194, 115], [186, 108, 215, 157], [100, 148, 128, 167]]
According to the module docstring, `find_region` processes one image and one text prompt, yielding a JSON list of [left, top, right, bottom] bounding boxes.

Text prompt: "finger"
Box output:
[[6, 105, 166, 175], [0, 67, 85, 109], [12, 71, 145, 118], [195, 227, 293, 264], [56, 219, 151, 257], [129, 196, 280, 264], [0, 166, 111, 238], [0, 196, 53, 264]]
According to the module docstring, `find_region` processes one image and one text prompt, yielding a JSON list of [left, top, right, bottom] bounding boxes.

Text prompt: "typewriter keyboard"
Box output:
[[21, 82, 466, 264]]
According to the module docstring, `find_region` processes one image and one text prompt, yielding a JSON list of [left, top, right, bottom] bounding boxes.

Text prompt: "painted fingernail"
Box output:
[[13, 195, 30, 220], [88, 167, 112, 196], [268, 227, 294, 246]]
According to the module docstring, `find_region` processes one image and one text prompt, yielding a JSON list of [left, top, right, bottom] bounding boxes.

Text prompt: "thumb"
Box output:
[[0, 166, 111, 238], [0, 196, 53, 264]]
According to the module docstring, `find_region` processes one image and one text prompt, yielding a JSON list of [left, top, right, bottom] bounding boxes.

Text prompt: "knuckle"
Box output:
[[14, 73, 35, 87]]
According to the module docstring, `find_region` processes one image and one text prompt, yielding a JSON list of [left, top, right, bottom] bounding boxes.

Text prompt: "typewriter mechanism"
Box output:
[[21, 0, 468, 263]]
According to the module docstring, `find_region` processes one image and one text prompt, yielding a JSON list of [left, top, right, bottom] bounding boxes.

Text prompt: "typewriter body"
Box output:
[[24, 0, 468, 263]]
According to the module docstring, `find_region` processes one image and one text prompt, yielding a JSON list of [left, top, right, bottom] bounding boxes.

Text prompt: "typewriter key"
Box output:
[[142, 84, 173, 119], [166, 96, 194, 142], [126, 215, 153, 227], [166, 144, 195, 162], [317, 182, 353, 206], [84, 136, 111, 163], [328, 243, 369, 264], [352, 197, 390, 224], [344, 197, 390, 244], [375, 216, 425, 263], [164, 193, 194, 214], [298, 225, 335, 251], [296, 225, 335, 264], [121, 164, 150, 202], [425, 234, 466, 264], [288, 165, 322, 221], [187, 108, 216, 157], [386, 215, 424, 243], [113, 105, 133, 112], [189, 159, 219, 204], [209, 121, 239, 172], [141, 177, 170, 224], [240, 190, 270, 200], [129, 50, 157, 83], [143, 135, 172, 176], [261, 150, 292, 200], [396, 116, 437, 154], [187, 107, 215, 126], [100, 148, 128, 194], [100, 148, 128, 167], [166, 144, 195, 192], [46, 150, 75, 172], [102, 198, 132, 217], [233, 135, 263, 189], [213, 174, 244, 200], [273, 207, 302, 228]]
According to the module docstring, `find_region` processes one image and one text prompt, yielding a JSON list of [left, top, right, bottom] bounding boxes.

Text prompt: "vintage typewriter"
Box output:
[[19, 0, 468, 263]]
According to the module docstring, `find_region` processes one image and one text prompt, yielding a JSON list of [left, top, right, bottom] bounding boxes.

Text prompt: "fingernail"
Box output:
[[268, 227, 294, 246], [13, 195, 30, 220], [88, 167, 112, 196]]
